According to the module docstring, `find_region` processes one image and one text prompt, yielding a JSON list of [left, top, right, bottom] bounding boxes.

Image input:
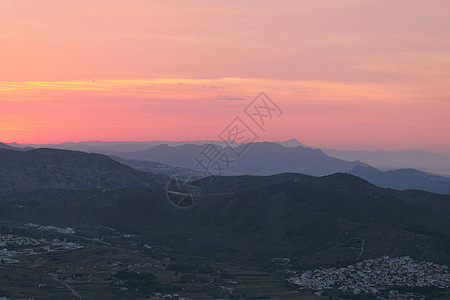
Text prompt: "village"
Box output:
[[288, 256, 450, 296], [0, 233, 83, 264], [24, 223, 76, 234]]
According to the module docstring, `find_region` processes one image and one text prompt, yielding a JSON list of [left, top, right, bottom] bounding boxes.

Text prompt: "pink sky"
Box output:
[[1, 0, 450, 153]]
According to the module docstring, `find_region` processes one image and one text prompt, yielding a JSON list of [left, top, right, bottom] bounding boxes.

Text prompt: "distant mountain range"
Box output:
[[4, 141, 450, 194], [8, 140, 450, 175], [324, 148, 450, 176], [7, 139, 305, 153], [6, 140, 233, 154], [115, 142, 367, 177], [348, 166, 450, 194]]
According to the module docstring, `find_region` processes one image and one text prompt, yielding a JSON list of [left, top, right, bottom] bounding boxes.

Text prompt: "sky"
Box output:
[[1, 0, 450, 153]]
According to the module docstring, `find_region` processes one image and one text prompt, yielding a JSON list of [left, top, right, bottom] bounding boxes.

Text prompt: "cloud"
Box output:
[[216, 95, 246, 101]]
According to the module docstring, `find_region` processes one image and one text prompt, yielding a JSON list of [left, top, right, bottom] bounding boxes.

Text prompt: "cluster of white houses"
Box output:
[[0, 234, 83, 264], [25, 223, 76, 234], [288, 256, 449, 295]]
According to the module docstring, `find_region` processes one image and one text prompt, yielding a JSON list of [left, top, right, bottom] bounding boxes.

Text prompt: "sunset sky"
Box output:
[[1, 0, 449, 153]]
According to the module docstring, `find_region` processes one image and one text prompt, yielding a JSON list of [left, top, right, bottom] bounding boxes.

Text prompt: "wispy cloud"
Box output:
[[216, 95, 246, 101]]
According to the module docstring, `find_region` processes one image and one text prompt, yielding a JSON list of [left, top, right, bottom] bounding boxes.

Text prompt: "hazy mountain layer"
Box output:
[[349, 166, 450, 194], [324, 148, 450, 175], [117, 142, 366, 176]]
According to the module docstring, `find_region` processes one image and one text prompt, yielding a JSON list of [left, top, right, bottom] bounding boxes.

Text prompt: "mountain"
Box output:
[[1, 172, 450, 269], [348, 166, 450, 195], [11, 140, 450, 176], [0, 148, 163, 195], [275, 138, 306, 147], [117, 142, 367, 176], [116, 144, 202, 169], [324, 148, 450, 175], [0, 142, 25, 151], [8, 140, 232, 154], [229, 142, 366, 176]]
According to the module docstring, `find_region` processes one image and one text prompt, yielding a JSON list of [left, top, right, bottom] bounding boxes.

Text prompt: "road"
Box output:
[[49, 273, 82, 299]]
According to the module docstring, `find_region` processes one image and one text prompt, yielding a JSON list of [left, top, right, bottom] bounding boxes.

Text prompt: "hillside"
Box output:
[[0, 148, 162, 195], [1, 172, 449, 269]]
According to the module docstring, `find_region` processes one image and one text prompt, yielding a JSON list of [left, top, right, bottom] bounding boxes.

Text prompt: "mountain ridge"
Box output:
[[1, 172, 449, 269], [116, 142, 367, 176], [0, 148, 163, 195], [349, 165, 450, 194]]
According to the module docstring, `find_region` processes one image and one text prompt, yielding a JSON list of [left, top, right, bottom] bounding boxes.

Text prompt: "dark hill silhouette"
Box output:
[[1, 172, 449, 268], [0, 148, 162, 195]]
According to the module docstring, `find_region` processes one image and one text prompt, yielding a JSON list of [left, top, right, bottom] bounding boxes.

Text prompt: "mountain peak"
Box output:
[[276, 138, 305, 147]]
